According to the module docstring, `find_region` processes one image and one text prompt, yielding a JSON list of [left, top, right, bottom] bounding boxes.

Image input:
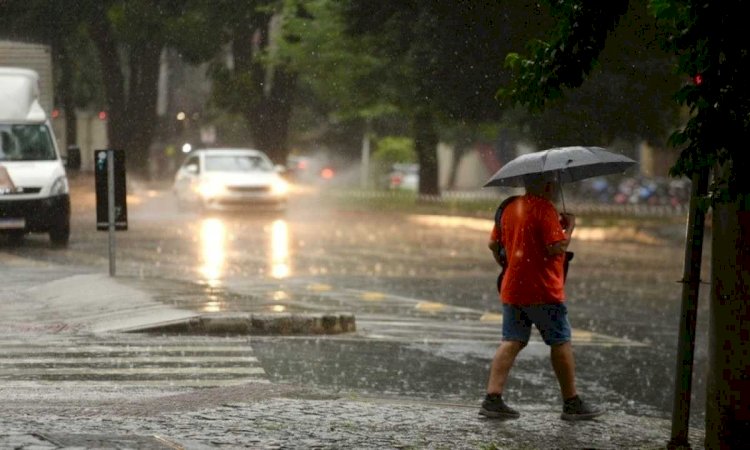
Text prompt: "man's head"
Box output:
[[523, 173, 559, 200]]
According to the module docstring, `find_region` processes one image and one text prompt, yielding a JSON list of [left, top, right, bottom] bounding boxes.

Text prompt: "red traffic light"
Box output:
[[692, 74, 703, 86]]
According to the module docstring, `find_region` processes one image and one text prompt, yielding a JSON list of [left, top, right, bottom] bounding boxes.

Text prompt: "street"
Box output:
[[0, 175, 711, 442]]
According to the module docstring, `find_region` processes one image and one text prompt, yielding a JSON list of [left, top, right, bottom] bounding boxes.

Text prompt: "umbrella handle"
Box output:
[[558, 177, 567, 213]]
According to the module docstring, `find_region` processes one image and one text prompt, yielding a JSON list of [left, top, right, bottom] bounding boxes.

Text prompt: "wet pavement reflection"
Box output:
[[199, 218, 226, 284], [269, 219, 291, 279], [0, 179, 710, 427]]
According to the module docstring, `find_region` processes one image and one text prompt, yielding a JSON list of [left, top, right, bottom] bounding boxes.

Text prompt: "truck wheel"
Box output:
[[49, 223, 70, 248]]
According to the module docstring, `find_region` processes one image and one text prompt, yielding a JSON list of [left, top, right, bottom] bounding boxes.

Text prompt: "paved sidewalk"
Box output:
[[0, 260, 705, 449], [0, 382, 706, 449]]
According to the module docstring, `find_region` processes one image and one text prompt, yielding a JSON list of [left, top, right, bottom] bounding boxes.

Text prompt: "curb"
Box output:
[[126, 312, 356, 336]]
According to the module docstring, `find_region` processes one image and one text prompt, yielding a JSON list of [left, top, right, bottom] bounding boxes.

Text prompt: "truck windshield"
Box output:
[[0, 124, 56, 162]]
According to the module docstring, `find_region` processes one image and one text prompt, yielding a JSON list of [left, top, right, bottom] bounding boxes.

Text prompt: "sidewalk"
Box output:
[[0, 261, 705, 449], [0, 392, 707, 449]]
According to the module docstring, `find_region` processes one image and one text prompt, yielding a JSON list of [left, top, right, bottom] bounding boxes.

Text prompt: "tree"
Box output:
[[0, 1, 224, 175], [334, 0, 548, 196], [508, 1, 681, 150], [196, 0, 298, 164], [87, 0, 227, 175], [500, 1, 750, 447], [279, 0, 402, 163], [0, 1, 95, 148]]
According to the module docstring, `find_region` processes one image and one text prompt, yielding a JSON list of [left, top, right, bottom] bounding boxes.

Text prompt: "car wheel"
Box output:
[[49, 222, 70, 248]]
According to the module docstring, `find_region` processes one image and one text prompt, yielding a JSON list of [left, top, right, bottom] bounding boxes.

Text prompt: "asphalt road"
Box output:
[[0, 174, 711, 427]]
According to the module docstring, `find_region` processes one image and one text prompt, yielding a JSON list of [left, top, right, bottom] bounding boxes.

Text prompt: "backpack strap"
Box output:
[[494, 195, 519, 231], [494, 195, 519, 293]]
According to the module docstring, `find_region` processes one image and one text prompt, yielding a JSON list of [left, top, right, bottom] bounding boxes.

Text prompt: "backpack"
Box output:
[[493, 196, 573, 293], [493, 195, 519, 292]]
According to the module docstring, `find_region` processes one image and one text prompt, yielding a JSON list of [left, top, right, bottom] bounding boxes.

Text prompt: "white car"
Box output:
[[389, 163, 419, 191], [173, 148, 288, 211]]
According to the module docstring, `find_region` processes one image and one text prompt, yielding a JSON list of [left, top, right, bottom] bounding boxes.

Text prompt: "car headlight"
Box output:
[[271, 179, 289, 196], [197, 180, 227, 198], [50, 176, 69, 195]]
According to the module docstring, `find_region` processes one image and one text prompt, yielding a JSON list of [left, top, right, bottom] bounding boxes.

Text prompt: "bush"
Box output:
[[371, 136, 416, 188]]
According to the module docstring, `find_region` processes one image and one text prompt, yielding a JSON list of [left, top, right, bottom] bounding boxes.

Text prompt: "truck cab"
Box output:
[[0, 67, 70, 247]]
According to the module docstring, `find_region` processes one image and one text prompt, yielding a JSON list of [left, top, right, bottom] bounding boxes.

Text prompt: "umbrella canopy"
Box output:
[[484, 146, 636, 188]]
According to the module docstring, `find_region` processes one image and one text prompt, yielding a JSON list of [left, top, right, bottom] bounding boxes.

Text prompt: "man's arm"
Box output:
[[547, 213, 575, 256]]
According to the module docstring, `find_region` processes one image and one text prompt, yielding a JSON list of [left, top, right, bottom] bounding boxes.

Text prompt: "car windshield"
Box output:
[[0, 124, 56, 162], [204, 155, 272, 172]]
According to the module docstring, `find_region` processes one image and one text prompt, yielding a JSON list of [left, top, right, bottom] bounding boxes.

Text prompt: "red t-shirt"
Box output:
[[490, 194, 567, 305]]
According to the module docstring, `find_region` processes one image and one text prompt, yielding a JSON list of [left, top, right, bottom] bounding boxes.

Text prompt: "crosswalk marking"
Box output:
[[0, 367, 266, 376], [0, 335, 268, 387], [218, 280, 647, 348], [0, 379, 270, 388], [356, 316, 646, 347], [0, 345, 256, 354], [0, 356, 260, 364]]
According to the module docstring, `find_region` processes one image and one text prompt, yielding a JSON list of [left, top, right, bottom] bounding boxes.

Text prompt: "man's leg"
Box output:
[[534, 304, 603, 420], [480, 340, 525, 418], [479, 304, 530, 418], [487, 340, 524, 395], [550, 341, 577, 400]]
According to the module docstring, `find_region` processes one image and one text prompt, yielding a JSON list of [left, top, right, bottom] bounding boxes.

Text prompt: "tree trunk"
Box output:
[[89, 7, 162, 177], [53, 44, 77, 148], [234, 13, 296, 165], [88, 8, 126, 161], [123, 40, 162, 175], [251, 67, 297, 164], [413, 110, 439, 197], [705, 191, 750, 449]]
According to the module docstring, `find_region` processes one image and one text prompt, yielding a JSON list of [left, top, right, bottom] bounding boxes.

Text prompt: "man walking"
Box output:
[[480, 174, 603, 421]]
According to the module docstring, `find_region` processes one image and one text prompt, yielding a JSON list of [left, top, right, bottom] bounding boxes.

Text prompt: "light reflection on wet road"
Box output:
[[0, 178, 710, 426]]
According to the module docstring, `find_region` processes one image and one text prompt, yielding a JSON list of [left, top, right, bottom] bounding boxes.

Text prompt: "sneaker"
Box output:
[[561, 395, 604, 421], [479, 394, 520, 419]]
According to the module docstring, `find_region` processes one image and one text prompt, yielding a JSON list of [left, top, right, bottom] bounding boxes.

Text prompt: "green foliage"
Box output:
[[372, 136, 416, 166], [501, 0, 750, 195], [313, 1, 555, 195], [370, 135, 415, 186], [521, 1, 682, 148], [498, 1, 629, 112], [339, 1, 540, 124], [279, 0, 395, 120], [653, 1, 750, 189]]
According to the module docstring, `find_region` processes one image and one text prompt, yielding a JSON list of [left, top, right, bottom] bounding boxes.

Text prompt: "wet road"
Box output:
[[0, 175, 711, 426]]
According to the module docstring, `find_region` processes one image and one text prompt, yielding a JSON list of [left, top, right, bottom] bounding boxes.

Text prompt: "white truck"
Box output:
[[0, 66, 71, 246]]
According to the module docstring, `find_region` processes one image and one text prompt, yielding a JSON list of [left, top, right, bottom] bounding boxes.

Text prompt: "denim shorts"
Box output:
[[502, 302, 572, 346]]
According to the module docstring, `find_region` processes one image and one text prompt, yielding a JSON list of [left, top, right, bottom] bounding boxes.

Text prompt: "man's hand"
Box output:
[[548, 213, 576, 256]]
